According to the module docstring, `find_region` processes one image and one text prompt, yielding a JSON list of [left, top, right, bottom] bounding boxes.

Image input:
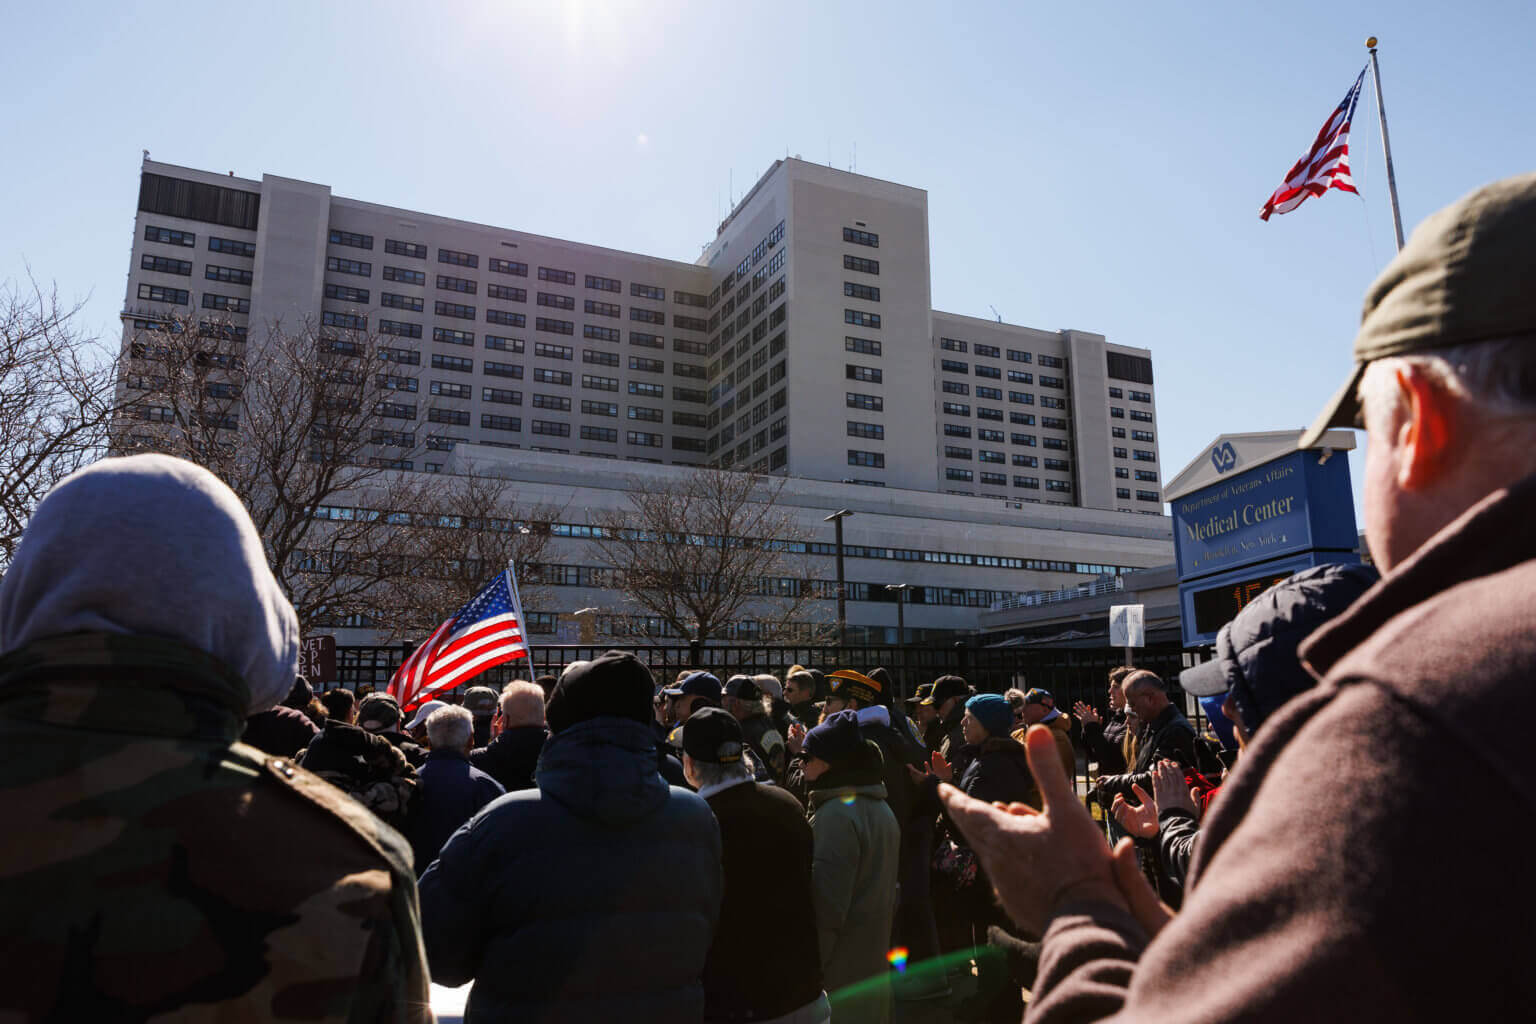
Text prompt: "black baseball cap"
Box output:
[[681, 706, 745, 764], [723, 674, 761, 700], [921, 675, 971, 707]]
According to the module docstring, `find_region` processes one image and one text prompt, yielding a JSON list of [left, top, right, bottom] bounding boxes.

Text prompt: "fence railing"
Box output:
[[989, 575, 1124, 612]]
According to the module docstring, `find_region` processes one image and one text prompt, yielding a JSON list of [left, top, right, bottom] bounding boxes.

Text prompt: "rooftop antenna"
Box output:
[[989, 305, 1003, 323], [852, 141, 857, 174]]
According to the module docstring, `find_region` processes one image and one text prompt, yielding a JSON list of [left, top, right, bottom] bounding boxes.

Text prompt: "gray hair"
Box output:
[[1360, 337, 1536, 432], [498, 680, 545, 728], [684, 749, 757, 791], [426, 705, 475, 749]]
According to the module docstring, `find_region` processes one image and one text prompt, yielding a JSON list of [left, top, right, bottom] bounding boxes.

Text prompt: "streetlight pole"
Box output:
[[824, 509, 853, 648], [884, 583, 910, 645]]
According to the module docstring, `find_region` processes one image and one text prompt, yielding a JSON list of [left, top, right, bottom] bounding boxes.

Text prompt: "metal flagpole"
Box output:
[[1366, 36, 1406, 251], [505, 559, 535, 673]]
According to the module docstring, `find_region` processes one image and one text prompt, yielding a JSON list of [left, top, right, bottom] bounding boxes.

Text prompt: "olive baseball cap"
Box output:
[[1299, 171, 1536, 451]]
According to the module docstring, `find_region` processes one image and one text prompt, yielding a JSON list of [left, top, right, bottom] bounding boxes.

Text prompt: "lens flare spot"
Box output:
[[840, 795, 857, 805], [887, 947, 909, 972]]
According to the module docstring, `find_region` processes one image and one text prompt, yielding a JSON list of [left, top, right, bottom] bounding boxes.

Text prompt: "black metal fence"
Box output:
[[335, 638, 1196, 716]]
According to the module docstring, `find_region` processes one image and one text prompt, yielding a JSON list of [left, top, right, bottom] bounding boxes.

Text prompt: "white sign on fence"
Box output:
[[1109, 604, 1146, 648]]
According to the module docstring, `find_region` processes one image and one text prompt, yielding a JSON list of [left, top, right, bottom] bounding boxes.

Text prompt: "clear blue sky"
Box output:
[[5, 0, 1533, 524]]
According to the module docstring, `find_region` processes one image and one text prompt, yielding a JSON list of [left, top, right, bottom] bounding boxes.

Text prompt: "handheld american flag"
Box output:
[[388, 567, 531, 712], [1260, 67, 1368, 221]]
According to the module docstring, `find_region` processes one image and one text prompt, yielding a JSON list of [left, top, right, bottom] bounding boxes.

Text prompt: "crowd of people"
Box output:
[[2, 171, 1534, 1022]]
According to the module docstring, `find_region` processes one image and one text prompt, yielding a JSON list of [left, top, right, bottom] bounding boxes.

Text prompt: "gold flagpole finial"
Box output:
[[1366, 36, 1378, 49]]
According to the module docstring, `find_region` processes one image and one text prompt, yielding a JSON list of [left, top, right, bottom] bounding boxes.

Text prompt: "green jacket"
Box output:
[[0, 632, 432, 1022], [808, 781, 900, 1024]]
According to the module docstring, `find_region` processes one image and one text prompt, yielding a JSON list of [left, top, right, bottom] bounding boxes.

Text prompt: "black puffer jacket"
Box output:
[[470, 724, 547, 792], [1095, 704, 1199, 801]]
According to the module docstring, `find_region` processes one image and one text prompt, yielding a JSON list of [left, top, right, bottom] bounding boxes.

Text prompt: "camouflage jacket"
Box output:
[[0, 632, 433, 1022]]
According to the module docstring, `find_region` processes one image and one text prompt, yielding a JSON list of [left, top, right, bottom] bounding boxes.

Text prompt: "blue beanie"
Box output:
[[803, 709, 864, 765], [966, 693, 1014, 738]]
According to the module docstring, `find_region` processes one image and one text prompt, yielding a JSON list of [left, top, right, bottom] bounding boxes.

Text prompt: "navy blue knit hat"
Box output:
[[803, 709, 864, 765]]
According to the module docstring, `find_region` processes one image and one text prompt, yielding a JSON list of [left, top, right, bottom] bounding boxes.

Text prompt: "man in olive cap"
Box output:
[[941, 173, 1536, 1022], [461, 684, 500, 747]]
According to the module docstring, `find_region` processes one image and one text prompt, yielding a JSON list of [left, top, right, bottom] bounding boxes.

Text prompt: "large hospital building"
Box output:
[[119, 155, 1174, 642]]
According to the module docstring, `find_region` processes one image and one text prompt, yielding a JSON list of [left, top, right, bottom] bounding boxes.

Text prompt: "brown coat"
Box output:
[[1027, 475, 1536, 1022]]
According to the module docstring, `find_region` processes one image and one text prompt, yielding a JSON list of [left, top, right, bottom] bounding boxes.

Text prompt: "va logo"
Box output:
[[1210, 442, 1238, 474]]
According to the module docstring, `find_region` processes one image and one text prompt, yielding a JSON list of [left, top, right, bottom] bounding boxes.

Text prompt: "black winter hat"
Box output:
[[682, 706, 746, 764], [545, 650, 656, 734], [803, 709, 864, 766], [723, 674, 761, 701], [1180, 562, 1379, 735], [284, 676, 314, 710]]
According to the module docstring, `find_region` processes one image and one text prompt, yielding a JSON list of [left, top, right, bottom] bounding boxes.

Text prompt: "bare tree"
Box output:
[[588, 468, 829, 647], [0, 278, 124, 573]]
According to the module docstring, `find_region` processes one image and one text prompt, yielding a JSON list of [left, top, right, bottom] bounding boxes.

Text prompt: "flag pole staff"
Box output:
[[505, 557, 535, 674], [1366, 36, 1406, 251]]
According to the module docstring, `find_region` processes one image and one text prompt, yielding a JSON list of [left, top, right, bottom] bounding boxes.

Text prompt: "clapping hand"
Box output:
[[786, 722, 806, 755], [1151, 759, 1199, 818], [1074, 701, 1101, 726], [1110, 783, 1159, 839]]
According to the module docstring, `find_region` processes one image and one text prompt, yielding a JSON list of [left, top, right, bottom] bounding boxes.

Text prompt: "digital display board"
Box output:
[[1190, 570, 1294, 636]]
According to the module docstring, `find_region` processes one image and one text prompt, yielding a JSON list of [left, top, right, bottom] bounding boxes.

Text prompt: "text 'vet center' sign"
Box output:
[[1109, 605, 1145, 648]]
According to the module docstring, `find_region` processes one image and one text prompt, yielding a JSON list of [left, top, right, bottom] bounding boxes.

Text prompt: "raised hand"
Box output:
[[786, 721, 806, 755], [930, 750, 953, 783], [1110, 783, 1159, 839], [938, 726, 1122, 935], [1074, 701, 1101, 726], [1152, 759, 1198, 818]]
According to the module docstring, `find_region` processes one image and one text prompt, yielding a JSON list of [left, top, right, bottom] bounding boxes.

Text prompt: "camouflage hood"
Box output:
[[0, 455, 297, 714], [534, 716, 669, 826]]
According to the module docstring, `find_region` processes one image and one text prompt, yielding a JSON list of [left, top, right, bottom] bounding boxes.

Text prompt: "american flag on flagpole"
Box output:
[[1260, 67, 1368, 221], [388, 567, 531, 712]]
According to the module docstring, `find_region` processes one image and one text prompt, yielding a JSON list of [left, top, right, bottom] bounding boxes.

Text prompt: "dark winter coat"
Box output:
[[376, 728, 427, 768], [700, 780, 823, 1021], [470, 724, 547, 792], [957, 735, 1036, 808], [408, 749, 505, 874], [241, 704, 319, 758], [740, 712, 786, 782], [936, 703, 973, 779], [1094, 704, 1198, 800], [652, 718, 689, 788], [1080, 710, 1129, 774], [858, 707, 926, 830], [418, 716, 722, 1023]]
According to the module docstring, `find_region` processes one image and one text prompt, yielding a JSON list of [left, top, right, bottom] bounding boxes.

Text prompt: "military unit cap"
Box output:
[[462, 685, 500, 716], [1301, 171, 1536, 449], [681, 706, 745, 764], [357, 692, 402, 731], [906, 682, 935, 707], [827, 668, 882, 706]]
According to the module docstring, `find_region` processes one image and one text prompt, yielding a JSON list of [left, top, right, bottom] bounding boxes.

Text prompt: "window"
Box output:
[[534, 342, 572, 360], [535, 316, 573, 335], [1129, 389, 1152, 403], [940, 338, 968, 353], [321, 310, 365, 330], [674, 313, 709, 332], [1112, 426, 1126, 438], [1042, 437, 1069, 451], [429, 381, 471, 399], [428, 407, 470, 425], [1136, 469, 1159, 482], [1046, 480, 1072, 493], [537, 291, 574, 311], [1039, 375, 1065, 389], [844, 254, 879, 275], [1108, 386, 1124, 399], [977, 407, 1003, 421], [1134, 449, 1157, 462], [945, 468, 973, 482], [1130, 409, 1154, 423], [379, 347, 420, 365], [375, 401, 415, 420], [582, 400, 618, 416], [1134, 490, 1160, 504], [533, 368, 571, 385], [978, 428, 1004, 442], [532, 419, 571, 437], [1039, 354, 1065, 369], [941, 359, 969, 374], [847, 449, 885, 467], [1041, 396, 1067, 410], [585, 274, 621, 293], [1114, 447, 1129, 459], [975, 365, 1001, 379], [976, 386, 1002, 401], [843, 227, 879, 248], [489, 258, 527, 276], [582, 374, 618, 392], [844, 309, 881, 329], [629, 381, 664, 397], [385, 239, 426, 259], [585, 299, 621, 318], [482, 414, 521, 432], [847, 421, 884, 440], [433, 327, 473, 346], [1007, 349, 1032, 364], [1015, 476, 1040, 489], [371, 429, 414, 447], [944, 445, 972, 461], [1011, 412, 1036, 425], [844, 281, 880, 301], [538, 266, 576, 285], [1132, 429, 1155, 442], [674, 290, 709, 307], [581, 425, 617, 443], [674, 362, 707, 380], [141, 254, 192, 276], [673, 436, 708, 452], [1014, 433, 1037, 447], [328, 229, 372, 249], [942, 402, 971, 417], [627, 405, 663, 422], [208, 236, 256, 257], [630, 356, 664, 373], [846, 364, 882, 383], [488, 284, 525, 302], [944, 424, 972, 438], [431, 354, 473, 373], [534, 394, 572, 411], [630, 307, 665, 325], [629, 331, 663, 349], [981, 472, 1007, 486], [1013, 454, 1038, 467], [1107, 352, 1154, 386], [583, 349, 620, 367], [485, 335, 523, 352], [438, 248, 478, 268], [487, 309, 525, 327], [631, 282, 665, 301], [383, 266, 425, 285], [433, 301, 474, 321], [145, 225, 195, 247], [1007, 371, 1033, 386], [381, 292, 424, 311], [674, 337, 709, 356], [483, 387, 521, 405], [1044, 458, 1071, 472], [326, 256, 371, 277], [377, 319, 419, 338], [847, 392, 883, 411], [584, 325, 621, 342], [325, 283, 369, 304], [376, 373, 417, 392], [627, 431, 662, 447], [1116, 467, 1129, 479], [674, 386, 707, 404], [943, 381, 971, 396], [674, 411, 708, 428]]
